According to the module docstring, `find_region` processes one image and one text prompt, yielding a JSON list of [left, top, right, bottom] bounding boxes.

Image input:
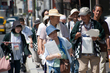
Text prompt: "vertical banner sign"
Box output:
[[28, 0, 33, 12]]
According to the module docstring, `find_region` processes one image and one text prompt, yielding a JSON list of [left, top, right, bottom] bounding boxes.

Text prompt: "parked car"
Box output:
[[6, 18, 16, 28], [0, 16, 6, 34]]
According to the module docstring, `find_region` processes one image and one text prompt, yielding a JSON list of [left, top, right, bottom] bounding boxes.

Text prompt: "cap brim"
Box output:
[[79, 12, 88, 16], [70, 11, 79, 16]]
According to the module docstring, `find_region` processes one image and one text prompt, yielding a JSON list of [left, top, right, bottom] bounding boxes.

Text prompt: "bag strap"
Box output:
[[58, 37, 66, 55]]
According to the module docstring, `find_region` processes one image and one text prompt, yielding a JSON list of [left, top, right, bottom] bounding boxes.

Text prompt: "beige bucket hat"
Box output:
[[48, 9, 62, 16]]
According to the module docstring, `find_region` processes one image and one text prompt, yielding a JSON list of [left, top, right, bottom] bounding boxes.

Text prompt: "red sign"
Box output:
[[28, 0, 33, 12]]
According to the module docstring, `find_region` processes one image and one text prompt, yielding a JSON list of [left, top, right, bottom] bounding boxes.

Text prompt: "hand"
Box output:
[[75, 32, 81, 39], [37, 49, 43, 55], [4, 42, 9, 46], [54, 53, 61, 59], [30, 43, 33, 48], [92, 37, 98, 41], [28, 55, 32, 58]]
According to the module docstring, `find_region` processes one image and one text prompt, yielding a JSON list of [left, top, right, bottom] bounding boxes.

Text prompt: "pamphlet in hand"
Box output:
[[44, 40, 61, 55], [86, 29, 99, 37]]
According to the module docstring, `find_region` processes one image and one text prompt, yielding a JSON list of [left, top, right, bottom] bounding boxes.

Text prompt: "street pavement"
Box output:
[[0, 28, 110, 73]]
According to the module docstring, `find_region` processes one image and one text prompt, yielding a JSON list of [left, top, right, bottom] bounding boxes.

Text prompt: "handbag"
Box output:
[[60, 59, 70, 73], [0, 56, 11, 72]]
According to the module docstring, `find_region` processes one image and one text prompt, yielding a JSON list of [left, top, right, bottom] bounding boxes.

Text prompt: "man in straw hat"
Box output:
[[38, 9, 69, 55], [70, 7, 105, 73]]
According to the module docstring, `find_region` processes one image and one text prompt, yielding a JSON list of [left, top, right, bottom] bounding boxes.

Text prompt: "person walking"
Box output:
[[70, 7, 105, 73], [93, 4, 110, 73], [44, 25, 73, 73], [31, 19, 41, 68], [1, 21, 31, 73], [19, 18, 33, 72], [66, 8, 79, 73]]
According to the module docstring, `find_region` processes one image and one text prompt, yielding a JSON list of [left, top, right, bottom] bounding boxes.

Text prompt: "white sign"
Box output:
[[28, 0, 33, 12]]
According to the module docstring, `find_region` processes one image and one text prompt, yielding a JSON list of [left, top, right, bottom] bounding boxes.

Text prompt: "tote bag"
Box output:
[[0, 56, 11, 72]]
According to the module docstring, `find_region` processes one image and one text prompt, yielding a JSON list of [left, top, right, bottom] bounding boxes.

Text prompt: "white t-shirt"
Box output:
[[22, 26, 33, 44], [66, 21, 75, 38], [37, 23, 45, 36], [105, 17, 110, 32]]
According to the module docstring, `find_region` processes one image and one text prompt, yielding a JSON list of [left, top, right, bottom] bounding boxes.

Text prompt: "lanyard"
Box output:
[[58, 37, 66, 55]]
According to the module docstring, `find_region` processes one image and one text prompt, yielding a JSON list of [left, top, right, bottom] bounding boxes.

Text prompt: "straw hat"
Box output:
[[48, 9, 62, 16]]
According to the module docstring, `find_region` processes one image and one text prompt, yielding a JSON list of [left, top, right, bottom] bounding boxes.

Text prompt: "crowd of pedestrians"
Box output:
[[0, 4, 110, 73]]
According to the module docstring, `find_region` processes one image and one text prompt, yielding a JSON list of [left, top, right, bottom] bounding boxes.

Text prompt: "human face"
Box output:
[[15, 26, 22, 33], [50, 16, 60, 26], [71, 12, 79, 21], [49, 30, 57, 40], [44, 11, 49, 16], [93, 6, 102, 19], [80, 14, 90, 24], [20, 21, 25, 25]]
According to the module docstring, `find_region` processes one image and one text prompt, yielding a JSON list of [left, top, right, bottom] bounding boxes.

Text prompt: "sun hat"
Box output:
[[11, 20, 22, 30], [60, 15, 66, 20], [46, 25, 60, 36], [48, 9, 62, 16], [34, 19, 40, 24], [79, 7, 90, 16], [43, 15, 49, 22], [70, 8, 79, 16]]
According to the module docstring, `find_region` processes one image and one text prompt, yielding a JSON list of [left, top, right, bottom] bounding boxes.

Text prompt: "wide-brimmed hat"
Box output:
[[79, 7, 91, 16], [70, 8, 79, 16], [11, 20, 22, 30], [46, 25, 60, 36], [43, 15, 49, 22], [48, 9, 62, 16]]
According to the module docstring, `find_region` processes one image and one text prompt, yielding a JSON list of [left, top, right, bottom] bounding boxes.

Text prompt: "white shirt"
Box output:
[[105, 17, 110, 32], [66, 21, 75, 38], [37, 22, 45, 36]]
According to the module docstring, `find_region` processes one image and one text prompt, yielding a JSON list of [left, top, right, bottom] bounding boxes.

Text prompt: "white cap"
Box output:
[[70, 8, 79, 16], [60, 15, 66, 20]]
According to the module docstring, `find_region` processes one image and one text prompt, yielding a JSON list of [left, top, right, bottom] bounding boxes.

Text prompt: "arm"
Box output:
[[46, 54, 61, 60], [29, 36, 33, 48]]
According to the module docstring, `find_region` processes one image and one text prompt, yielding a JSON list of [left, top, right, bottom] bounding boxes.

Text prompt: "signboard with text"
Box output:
[[28, 0, 33, 12]]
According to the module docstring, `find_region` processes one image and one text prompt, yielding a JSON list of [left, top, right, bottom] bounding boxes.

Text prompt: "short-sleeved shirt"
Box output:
[[57, 23, 69, 38], [37, 23, 45, 36], [22, 26, 33, 44], [40, 26, 47, 40]]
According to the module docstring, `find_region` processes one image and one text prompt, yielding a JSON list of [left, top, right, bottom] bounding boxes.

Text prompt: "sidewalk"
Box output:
[[26, 57, 44, 73]]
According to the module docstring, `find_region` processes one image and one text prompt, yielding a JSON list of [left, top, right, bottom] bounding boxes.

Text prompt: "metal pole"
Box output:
[[12, 0, 14, 16], [96, 0, 99, 5], [90, 0, 92, 11]]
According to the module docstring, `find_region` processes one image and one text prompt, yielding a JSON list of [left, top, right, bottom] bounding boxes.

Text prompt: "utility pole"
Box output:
[[12, 0, 14, 16], [96, 0, 99, 5], [32, 0, 35, 21]]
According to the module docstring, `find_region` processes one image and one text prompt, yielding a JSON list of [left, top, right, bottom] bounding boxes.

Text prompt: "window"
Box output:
[[19, 8, 22, 13]]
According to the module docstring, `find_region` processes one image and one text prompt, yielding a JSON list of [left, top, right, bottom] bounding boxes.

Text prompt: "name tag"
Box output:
[[14, 45, 19, 50]]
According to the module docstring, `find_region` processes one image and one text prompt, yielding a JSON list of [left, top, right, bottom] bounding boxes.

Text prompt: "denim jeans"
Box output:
[[70, 56, 79, 73], [49, 66, 60, 73]]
